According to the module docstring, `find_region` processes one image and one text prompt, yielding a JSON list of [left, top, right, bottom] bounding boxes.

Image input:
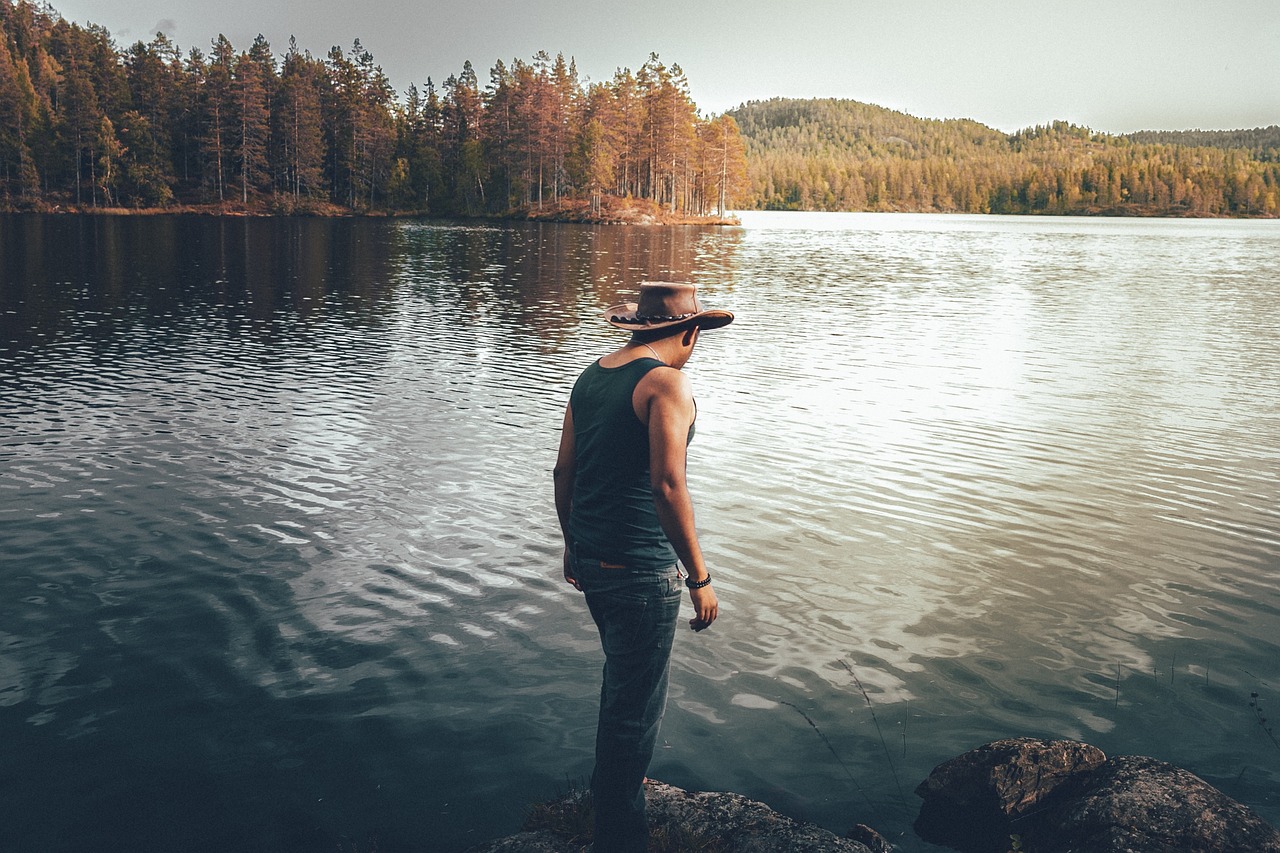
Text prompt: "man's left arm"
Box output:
[[645, 370, 718, 631]]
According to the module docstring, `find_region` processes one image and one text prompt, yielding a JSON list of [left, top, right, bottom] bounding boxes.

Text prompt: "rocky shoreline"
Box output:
[[467, 738, 1280, 853]]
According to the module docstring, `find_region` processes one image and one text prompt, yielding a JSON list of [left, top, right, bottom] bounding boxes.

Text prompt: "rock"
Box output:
[[1029, 754, 1280, 853], [465, 779, 881, 853], [914, 738, 1280, 853], [641, 780, 876, 852], [845, 822, 894, 853], [914, 737, 1107, 849]]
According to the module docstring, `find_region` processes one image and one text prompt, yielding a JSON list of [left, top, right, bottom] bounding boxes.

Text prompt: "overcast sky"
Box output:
[[50, 0, 1279, 134]]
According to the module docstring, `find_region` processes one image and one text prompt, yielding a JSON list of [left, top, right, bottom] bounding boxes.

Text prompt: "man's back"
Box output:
[[568, 356, 681, 570]]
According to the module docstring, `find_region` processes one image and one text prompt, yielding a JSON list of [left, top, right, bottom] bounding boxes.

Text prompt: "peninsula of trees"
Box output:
[[731, 99, 1280, 217], [0, 0, 749, 220]]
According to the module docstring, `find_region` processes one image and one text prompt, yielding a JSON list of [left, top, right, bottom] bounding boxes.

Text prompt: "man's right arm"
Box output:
[[553, 404, 581, 591]]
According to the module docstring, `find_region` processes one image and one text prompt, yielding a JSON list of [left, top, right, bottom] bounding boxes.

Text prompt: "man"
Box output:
[[553, 281, 732, 852]]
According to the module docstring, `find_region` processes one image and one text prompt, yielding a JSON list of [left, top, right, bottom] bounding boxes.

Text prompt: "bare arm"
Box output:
[[552, 404, 581, 590], [642, 369, 719, 631]]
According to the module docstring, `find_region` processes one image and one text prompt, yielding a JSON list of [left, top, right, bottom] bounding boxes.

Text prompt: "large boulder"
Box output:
[[914, 738, 1280, 853], [1030, 754, 1280, 853]]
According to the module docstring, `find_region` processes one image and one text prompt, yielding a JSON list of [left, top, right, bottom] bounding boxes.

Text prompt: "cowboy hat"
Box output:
[[604, 281, 734, 331]]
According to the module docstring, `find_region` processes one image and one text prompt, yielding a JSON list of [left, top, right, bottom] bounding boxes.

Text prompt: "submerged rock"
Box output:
[[465, 779, 886, 852], [914, 738, 1280, 853]]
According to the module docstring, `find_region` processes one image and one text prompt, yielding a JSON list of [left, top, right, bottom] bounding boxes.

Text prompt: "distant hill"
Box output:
[[728, 98, 1280, 217], [1122, 127, 1280, 161]]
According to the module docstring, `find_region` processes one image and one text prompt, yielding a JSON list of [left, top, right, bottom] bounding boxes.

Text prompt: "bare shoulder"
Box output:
[[633, 365, 693, 423], [638, 364, 692, 400]]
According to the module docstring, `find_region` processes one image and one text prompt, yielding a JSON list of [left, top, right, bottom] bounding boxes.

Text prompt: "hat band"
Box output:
[[612, 311, 697, 325]]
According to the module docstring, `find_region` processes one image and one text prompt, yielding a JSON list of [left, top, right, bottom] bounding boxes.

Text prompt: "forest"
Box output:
[[2, 0, 1277, 220], [730, 98, 1280, 217], [0, 0, 749, 218]]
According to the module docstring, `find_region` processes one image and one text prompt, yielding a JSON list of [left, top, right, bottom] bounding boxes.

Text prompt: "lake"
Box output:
[[2, 210, 1278, 852]]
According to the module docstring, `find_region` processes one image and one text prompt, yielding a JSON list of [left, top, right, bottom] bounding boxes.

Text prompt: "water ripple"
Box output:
[[2, 213, 1278, 851]]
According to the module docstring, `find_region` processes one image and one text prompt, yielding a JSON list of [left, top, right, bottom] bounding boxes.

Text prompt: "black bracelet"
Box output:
[[685, 573, 712, 590]]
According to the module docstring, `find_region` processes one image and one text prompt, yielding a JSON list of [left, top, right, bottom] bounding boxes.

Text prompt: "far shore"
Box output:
[[6, 197, 1275, 222], [0, 196, 741, 227]]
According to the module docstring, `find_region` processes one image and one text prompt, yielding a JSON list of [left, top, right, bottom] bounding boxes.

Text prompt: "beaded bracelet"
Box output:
[[685, 573, 712, 590]]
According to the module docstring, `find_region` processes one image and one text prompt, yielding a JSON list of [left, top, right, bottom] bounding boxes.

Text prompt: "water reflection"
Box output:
[[388, 220, 744, 348]]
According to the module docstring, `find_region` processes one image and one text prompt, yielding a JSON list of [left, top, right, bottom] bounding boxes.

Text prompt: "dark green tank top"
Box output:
[[567, 357, 693, 569]]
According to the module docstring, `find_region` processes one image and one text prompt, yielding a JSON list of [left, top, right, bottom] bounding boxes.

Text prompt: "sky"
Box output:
[[48, 0, 1280, 134]]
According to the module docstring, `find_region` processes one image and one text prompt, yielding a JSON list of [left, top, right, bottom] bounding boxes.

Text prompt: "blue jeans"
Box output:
[[572, 554, 682, 853]]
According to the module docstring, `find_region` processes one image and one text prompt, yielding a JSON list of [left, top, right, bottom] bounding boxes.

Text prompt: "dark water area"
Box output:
[[2, 212, 1279, 852]]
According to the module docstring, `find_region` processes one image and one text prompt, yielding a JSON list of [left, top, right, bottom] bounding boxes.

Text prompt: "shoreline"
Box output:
[[0, 197, 741, 226], [6, 198, 1275, 223]]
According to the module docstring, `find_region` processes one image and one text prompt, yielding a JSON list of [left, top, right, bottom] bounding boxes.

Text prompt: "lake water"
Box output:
[[2, 211, 1278, 852]]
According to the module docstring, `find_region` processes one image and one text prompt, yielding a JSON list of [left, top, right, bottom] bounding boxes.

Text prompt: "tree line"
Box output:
[[1122, 127, 1280, 161], [0, 0, 749, 217], [730, 98, 1280, 217]]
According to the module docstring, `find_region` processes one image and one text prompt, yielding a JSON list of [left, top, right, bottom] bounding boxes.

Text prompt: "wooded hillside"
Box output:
[[0, 0, 749, 217], [730, 98, 1280, 217]]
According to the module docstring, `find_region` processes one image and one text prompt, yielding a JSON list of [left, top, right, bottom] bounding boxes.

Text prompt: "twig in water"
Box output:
[[778, 700, 878, 813], [1249, 691, 1280, 753], [840, 660, 909, 813], [901, 699, 909, 759]]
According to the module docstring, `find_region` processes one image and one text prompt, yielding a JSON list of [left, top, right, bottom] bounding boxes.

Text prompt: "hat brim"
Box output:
[[604, 303, 734, 331]]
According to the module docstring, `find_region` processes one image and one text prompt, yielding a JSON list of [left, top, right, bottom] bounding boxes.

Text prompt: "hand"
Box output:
[[563, 548, 582, 592], [688, 583, 717, 631]]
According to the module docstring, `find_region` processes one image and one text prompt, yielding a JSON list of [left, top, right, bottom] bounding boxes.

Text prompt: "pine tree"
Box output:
[[203, 35, 236, 201], [233, 36, 272, 203], [276, 38, 325, 202]]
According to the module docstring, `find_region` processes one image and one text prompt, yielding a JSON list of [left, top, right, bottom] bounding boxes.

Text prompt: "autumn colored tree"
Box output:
[[610, 68, 645, 199], [570, 81, 619, 214], [698, 114, 749, 216], [638, 54, 698, 211], [0, 27, 39, 198]]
